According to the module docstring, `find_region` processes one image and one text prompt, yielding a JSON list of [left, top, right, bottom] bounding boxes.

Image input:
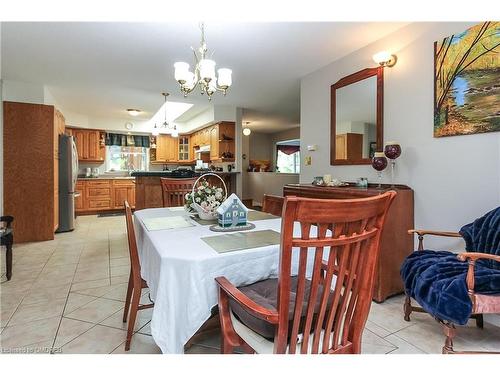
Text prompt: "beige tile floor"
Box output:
[[1, 214, 499, 354]]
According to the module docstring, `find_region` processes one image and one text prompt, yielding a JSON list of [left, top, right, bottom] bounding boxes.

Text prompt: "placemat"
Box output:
[[201, 229, 281, 254], [191, 210, 278, 225], [142, 216, 194, 231]]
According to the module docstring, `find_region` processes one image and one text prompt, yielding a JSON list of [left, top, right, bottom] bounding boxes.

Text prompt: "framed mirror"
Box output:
[[330, 67, 383, 165]]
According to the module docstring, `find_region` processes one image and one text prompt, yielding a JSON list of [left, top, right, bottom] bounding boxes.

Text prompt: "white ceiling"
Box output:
[[1, 22, 406, 132]]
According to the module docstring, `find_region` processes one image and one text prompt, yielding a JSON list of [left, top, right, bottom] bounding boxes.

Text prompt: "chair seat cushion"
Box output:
[[229, 276, 332, 340], [401, 250, 500, 325]]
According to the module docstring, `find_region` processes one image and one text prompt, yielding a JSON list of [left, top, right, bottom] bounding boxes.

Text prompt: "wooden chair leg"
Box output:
[[403, 295, 412, 322], [221, 335, 235, 354], [475, 314, 484, 329], [122, 273, 133, 323], [442, 322, 456, 354], [6, 242, 13, 281], [125, 287, 141, 351]]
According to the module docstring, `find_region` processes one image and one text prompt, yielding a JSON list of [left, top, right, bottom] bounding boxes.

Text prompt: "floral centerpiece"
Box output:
[[185, 179, 226, 221]]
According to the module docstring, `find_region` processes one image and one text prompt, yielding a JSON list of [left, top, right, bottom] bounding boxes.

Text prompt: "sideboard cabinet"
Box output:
[[283, 183, 414, 303]]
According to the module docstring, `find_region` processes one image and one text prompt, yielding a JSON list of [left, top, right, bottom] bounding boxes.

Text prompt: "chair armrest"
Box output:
[[215, 276, 279, 324], [0, 216, 14, 228], [408, 229, 461, 251], [456, 252, 500, 298], [456, 252, 500, 263]]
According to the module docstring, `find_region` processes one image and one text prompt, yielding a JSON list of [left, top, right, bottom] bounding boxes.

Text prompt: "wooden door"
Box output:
[[335, 134, 346, 159], [210, 125, 219, 160]]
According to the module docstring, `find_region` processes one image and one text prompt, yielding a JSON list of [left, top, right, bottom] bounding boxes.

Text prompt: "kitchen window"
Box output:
[[275, 140, 300, 174], [106, 146, 148, 172]]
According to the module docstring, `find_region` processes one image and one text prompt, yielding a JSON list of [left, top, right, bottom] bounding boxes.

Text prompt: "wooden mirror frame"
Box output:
[[330, 66, 384, 165]]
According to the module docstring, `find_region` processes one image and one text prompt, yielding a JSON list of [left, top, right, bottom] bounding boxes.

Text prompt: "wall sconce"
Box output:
[[372, 51, 397, 67]]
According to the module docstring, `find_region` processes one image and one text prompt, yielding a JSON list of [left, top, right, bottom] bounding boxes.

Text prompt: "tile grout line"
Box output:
[[49, 236, 87, 354]]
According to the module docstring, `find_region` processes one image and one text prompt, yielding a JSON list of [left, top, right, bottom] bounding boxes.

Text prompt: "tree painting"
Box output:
[[434, 22, 499, 137]]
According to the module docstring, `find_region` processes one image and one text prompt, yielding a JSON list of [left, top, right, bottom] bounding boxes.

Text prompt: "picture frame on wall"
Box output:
[[369, 141, 377, 158]]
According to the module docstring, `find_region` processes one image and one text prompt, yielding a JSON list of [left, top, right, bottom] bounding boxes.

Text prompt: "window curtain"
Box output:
[[105, 133, 150, 148], [276, 144, 300, 155]]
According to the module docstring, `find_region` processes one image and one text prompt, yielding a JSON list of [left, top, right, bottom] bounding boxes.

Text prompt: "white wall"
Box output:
[[301, 22, 500, 250], [246, 172, 300, 206]]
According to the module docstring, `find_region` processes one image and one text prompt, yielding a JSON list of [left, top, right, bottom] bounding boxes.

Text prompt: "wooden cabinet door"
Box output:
[[156, 135, 167, 161], [166, 136, 178, 161], [210, 126, 219, 160], [87, 131, 100, 161], [114, 186, 129, 209], [73, 130, 86, 160], [75, 181, 85, 211], [128, 185, 136, 208]]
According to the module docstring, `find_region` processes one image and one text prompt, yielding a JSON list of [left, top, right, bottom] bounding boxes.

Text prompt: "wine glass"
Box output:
[[371, 152, 388, 189], [384, 142, 402, 187]]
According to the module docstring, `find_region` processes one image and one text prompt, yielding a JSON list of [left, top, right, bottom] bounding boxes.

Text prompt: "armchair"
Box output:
[[401, 206, 500, 354]]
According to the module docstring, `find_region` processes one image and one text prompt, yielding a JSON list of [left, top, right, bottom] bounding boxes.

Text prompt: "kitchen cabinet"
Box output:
[[3, 101, 63, 242], [152, 134, 180, 163], [209, 126, 219, 160], [75, 178, 136, 214], [178, 136, 191, 161], [70, 128, 105, 163], [113, 179, 136, 209], [335, 133, 363, 160]]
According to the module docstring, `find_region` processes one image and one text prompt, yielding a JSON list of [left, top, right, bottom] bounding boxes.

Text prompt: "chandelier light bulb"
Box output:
[[174, 62, 190, 83], [199, 59, 216, 82], [217, 68, 232, 88]]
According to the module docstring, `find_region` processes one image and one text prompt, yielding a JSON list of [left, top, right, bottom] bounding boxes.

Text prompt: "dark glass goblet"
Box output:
[[384, 142, 402, 187], [372, 152, 387, 188]]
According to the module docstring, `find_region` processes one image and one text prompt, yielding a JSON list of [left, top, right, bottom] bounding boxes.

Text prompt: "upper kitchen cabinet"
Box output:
[[3, 101, 62, 242], [211, 121, 235, 162], [68, 127, 105, 163], [153, 134, 178, 163]]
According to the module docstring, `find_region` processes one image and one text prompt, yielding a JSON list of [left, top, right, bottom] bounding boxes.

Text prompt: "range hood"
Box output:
[[195, 145, 210, 153]]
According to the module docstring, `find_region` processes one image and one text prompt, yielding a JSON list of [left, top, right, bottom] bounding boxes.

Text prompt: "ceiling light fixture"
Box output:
[[372, 51, 397, 67], [151, 93, 176, 136], [127, 109, 141, 116], [243, 122, 251, 136], [174, 23, 232, 101]]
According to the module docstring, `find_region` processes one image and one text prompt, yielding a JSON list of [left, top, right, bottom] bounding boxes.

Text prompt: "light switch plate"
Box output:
[[305, 156, 312, 166]]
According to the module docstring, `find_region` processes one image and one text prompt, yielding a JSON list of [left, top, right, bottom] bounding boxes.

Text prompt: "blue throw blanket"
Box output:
[[401, 206, 500, 325]]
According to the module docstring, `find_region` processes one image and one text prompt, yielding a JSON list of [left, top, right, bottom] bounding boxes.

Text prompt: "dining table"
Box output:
[[133, 207, 289, 354]]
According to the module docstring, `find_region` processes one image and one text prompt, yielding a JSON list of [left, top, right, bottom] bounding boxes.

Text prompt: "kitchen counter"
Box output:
[[77, 176, 135, 180], [130, 171, 240, 177]]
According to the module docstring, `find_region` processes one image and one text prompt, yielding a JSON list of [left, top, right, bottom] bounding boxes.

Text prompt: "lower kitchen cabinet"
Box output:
[[76, 178, 135, 214]]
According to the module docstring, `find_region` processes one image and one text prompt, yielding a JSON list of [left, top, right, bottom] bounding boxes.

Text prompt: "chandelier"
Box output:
[[152, 93, 178, 138], [174, 23, 232, 100]]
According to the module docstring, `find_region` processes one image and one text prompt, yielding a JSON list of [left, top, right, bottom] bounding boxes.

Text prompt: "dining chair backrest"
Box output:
[[160, 177, 198, 207], [274, 192, 396, 354], [262, 195, 284, 217], [124, 201, 141, 284]]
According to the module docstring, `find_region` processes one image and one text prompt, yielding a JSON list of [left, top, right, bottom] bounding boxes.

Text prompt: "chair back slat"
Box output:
[[124, 201, 141, 283], [262, 194, 285, 217], [274, 192, 396, 354], [160, 177, 197, 207]]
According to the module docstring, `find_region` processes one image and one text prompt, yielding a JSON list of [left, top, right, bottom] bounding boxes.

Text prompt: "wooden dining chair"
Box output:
[[215, 192, 396, 354], [160, 177, 198, 207], [262, 194, 284, 217], [123, 201, 154, 351]]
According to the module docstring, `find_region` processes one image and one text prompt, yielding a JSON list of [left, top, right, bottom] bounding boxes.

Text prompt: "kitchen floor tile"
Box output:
[[0, 316, 60, 349], [59, 324, 126, 354], [53, 317, 95, 348], [7, 298, 66, 326], [110, 333, 161, 354], [65, 297, 123, 324]]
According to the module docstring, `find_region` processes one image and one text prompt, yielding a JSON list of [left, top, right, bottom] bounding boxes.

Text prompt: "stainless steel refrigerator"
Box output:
[[57, 134, 79, 232]]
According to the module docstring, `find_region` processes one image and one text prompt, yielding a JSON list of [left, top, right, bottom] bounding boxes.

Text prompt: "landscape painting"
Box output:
[[434, 22, 499, 137]]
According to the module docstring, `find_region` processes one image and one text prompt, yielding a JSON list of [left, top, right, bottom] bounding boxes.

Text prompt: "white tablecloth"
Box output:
[[133, 208, 286, 354]]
